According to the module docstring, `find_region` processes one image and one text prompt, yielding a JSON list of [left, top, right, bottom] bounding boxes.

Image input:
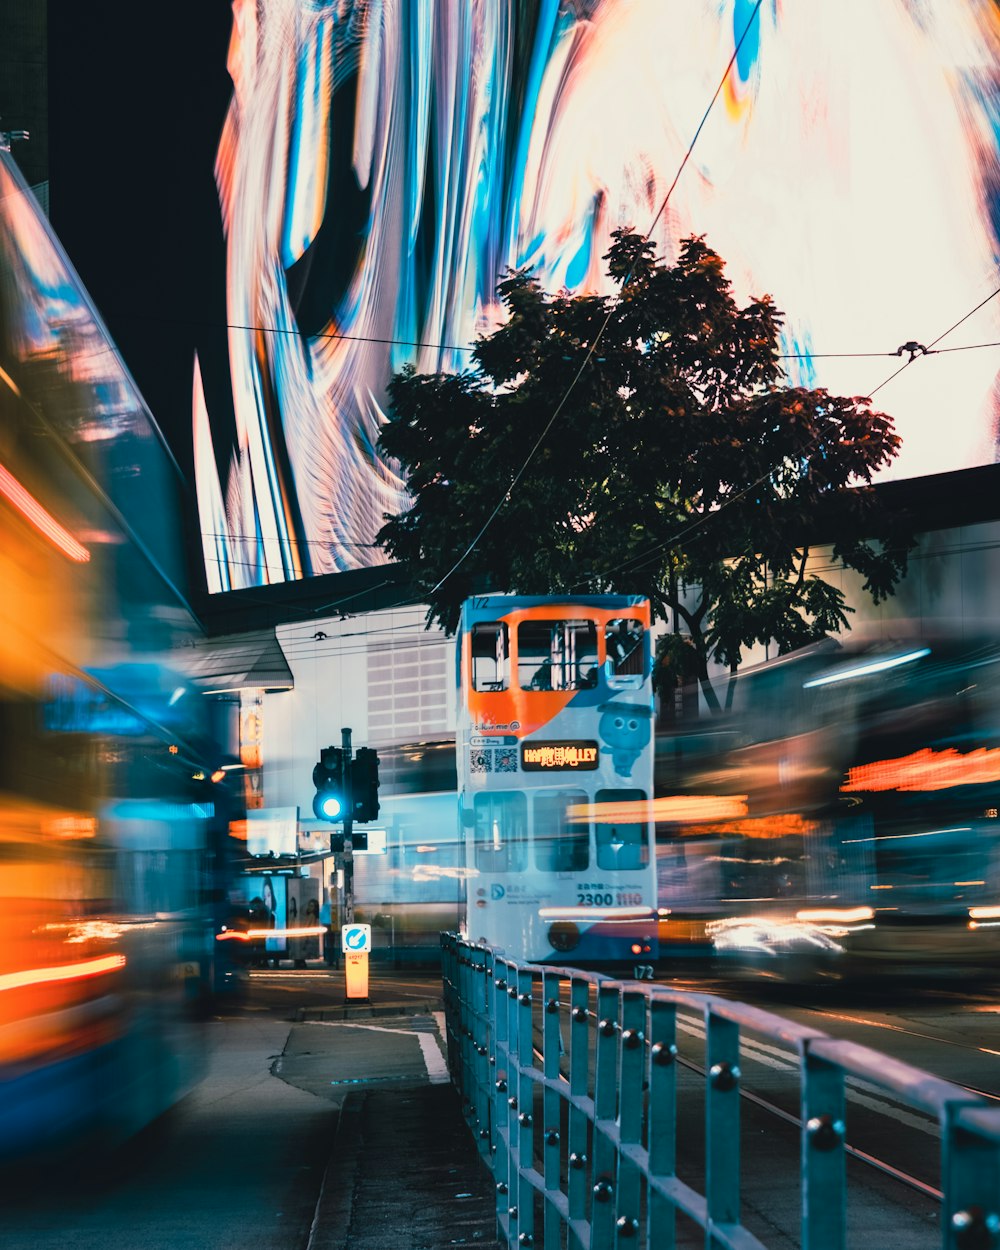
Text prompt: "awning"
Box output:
[[180, 629, 294, 694]]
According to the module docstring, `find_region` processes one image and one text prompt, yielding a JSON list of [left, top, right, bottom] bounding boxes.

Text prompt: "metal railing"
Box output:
[[441, 934, 1000, 1250]]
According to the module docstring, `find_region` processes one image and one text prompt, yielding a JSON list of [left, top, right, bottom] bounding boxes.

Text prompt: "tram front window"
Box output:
[[595, 788, 648, 870], [534, 791, 589, 872], [518, 620, 598, 691], [473, 791, 528, 872]]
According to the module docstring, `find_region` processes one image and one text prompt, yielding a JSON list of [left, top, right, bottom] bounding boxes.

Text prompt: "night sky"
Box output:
[[47, 2, 236, 591]]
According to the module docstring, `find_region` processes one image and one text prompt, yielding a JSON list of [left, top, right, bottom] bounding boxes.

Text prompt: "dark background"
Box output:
[[48, 1, 236, 597]]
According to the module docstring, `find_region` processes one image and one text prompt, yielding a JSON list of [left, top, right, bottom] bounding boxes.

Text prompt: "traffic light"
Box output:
[[312, 746, 347, 821], [352, 747, 381, 823]]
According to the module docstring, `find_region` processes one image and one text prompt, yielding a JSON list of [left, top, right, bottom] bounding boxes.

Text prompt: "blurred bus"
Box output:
[[0, 149, 229, 1160], [654, 637, 1000, 983]]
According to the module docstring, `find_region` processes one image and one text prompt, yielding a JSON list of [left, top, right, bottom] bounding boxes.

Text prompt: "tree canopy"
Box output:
[[375, 230, 913, 711]]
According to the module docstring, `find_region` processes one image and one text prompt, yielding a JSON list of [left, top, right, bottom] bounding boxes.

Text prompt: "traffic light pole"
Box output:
[[341, 726, 354, 927]]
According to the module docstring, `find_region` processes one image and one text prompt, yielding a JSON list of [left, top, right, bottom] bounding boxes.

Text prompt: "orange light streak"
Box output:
[[0, 953, 125, 993], [40, 815, 97, 840], [842, 747, 1000, 793], [216, 925, 327, 942], [0, 459, 90, 562], [571, 795, 749, 824]]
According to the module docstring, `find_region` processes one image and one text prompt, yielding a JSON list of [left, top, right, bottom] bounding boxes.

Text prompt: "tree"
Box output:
[[376, 230, 914, 712]]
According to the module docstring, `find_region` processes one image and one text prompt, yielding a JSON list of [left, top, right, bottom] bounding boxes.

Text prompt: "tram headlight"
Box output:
[[548, 921, 580, 953]]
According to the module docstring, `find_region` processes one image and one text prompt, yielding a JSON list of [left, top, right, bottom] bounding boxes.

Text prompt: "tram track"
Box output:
[[672, 1042, 944, 1203], [523, 985, 1000, 1212]]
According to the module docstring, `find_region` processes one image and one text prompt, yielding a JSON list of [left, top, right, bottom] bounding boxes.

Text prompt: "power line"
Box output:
[[125, 308, 1000, 366], [109, 309, 476, 356], [605, 284, 1000, 584], [200, 529, 380, 549], [931, 340, 1000, 355], [927, 287, 1000, 349]]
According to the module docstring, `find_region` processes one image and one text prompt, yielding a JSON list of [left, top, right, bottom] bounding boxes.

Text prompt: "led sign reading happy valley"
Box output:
[[521, 741, 600, 771]]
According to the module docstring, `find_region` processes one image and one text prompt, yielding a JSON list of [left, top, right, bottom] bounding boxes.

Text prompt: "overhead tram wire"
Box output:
[[106, 308, 477, 357], [418, 0, 767, 604], [605, 282, 1000, 585], [137, 310, 1000, 366]]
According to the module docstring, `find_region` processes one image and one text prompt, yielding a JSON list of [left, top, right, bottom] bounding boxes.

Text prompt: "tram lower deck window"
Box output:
[[534, 790, 589, 872], [595, 788, 649, 870], [473, 791, 528, 872]]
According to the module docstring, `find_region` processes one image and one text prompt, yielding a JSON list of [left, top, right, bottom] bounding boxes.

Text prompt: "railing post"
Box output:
[[492, 958, 513, 1242], [458, 945, 476, 1132], [469, 944, 491, 1157], [441, 934, 457, 1076], [542, 969, 563, 1250], [705, 1008, 740, 1245], [801, 1041, 846, 1250], [568, 975, 591, 1240], [615, 988, 645, 1244], [592, 981, 621, 1250], [647, 994, 678, 1249], [515, 965, 536, 1249], [941, 1103, 1000, 1250]]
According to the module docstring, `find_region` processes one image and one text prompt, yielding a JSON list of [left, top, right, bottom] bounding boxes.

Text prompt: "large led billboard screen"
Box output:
[[194, 0, 1000, 593]]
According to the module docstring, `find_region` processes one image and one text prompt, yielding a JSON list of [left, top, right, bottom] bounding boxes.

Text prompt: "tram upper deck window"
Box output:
[[471, 623, 509, 691], [595, 788, 649, 870], [534, 790, 589, 872], [517, 620, 598, 691], [473, 791, 528, 872], [605, 618, 644, 680]]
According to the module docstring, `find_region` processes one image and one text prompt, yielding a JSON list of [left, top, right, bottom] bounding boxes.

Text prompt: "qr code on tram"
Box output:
[[495, 749, 518, 773], [470, 749, 492, 773]]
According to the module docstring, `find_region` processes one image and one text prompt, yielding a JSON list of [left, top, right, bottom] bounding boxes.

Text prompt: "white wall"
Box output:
[[261, 605, 455, 819]]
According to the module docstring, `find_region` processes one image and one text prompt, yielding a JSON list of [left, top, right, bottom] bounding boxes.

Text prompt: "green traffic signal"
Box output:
[[312, 746, 346, 822]]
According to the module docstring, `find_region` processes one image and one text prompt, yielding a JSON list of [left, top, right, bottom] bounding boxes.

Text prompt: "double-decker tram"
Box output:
[[0, 148, 228, 1163], [456, 595, 658, 967]]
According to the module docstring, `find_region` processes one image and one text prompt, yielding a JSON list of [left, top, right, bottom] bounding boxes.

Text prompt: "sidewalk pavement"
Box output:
[[283, 987, 503, 1250]]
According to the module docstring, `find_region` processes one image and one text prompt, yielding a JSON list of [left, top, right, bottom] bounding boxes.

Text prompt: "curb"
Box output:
[[298, 999, 443, 1022], [305, 1089, 366, 1250]]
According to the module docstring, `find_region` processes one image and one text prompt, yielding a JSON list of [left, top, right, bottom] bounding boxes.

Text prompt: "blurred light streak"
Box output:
[[0, 460, 90, 562], [216, 925, 327, 942], [0, 954, 125, 993], [843, 748, 1000, 793], [696, 814, 820, 839], [796, 906, 874, 924], [846, 826, 973, 843], [40, 815, 97, 840], [0, 362, 20, 396], [707, 916, 851, 954], [803, 649, 931, 689], [571, 795, 748, 823]]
